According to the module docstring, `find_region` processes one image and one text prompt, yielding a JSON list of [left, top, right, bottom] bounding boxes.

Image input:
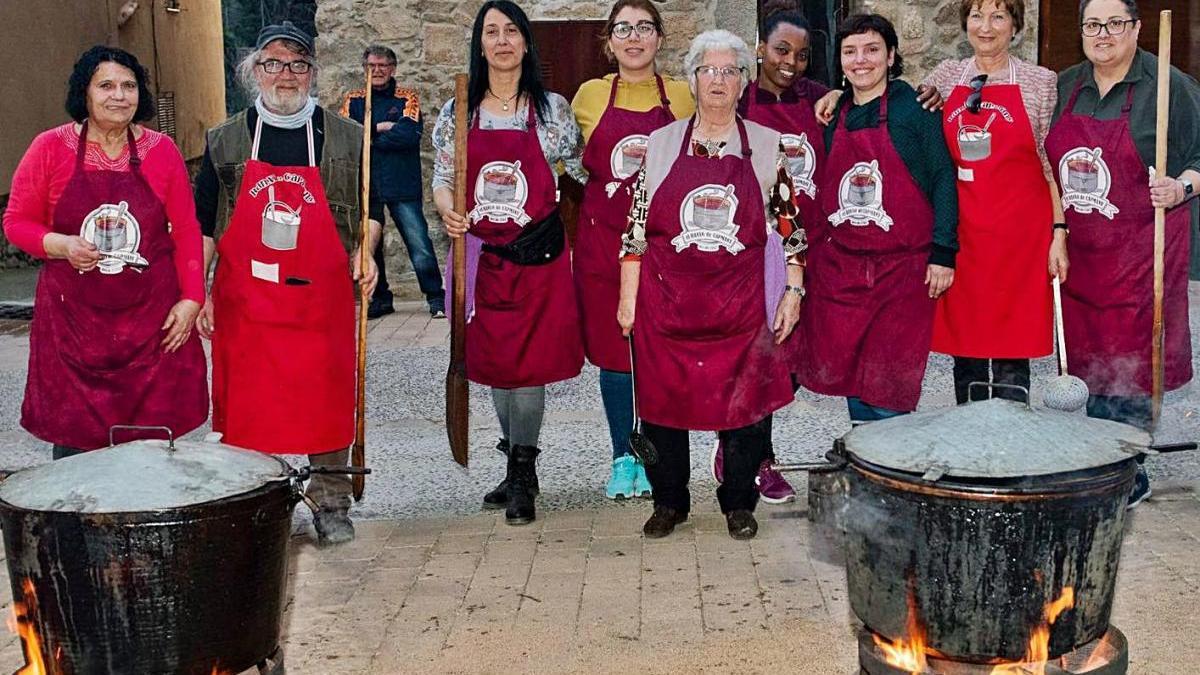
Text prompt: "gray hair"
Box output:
[[362, 45, 397, 64], [236, 38, 319, 95], [683, 30, 754, 98]]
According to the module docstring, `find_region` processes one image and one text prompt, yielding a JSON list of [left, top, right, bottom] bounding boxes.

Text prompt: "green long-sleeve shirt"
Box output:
[[824, 79, 960, 267]]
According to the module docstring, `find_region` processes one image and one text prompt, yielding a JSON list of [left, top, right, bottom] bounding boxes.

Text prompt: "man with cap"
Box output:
[[193, 21, 380, 545]]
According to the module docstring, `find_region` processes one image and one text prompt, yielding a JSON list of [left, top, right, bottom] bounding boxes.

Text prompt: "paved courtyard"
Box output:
[[0, 288, 1194, 672]]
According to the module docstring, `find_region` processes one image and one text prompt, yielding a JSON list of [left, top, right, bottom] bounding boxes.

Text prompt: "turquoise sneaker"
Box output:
[[632, 459, 653, 498], [606, 455, 638, 500]]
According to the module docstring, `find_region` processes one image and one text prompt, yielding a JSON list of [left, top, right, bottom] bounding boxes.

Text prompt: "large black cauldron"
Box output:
[[0, 436, 327, 674], [832, 398, 1154, 663]]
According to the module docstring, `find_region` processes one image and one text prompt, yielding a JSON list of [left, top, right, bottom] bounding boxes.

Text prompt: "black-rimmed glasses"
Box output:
[[611, 21, 658, 40], [1081, 18, 1136, 37], [966, 73, 988, 115], [258, 59, 313, 75]]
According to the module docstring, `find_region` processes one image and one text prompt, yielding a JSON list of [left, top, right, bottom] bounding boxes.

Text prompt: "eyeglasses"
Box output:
[[611, 21, 657, 40], [966, 73, 988, 114], [258, 59, 313, 75], [366, 63, 395, 72], [695, 65, 746, 81], [1080, 18, 1136, 37]]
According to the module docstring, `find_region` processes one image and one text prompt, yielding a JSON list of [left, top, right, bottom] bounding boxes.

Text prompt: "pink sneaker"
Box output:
[[710, 437, 723, 483], [755, 460, 796, 504]]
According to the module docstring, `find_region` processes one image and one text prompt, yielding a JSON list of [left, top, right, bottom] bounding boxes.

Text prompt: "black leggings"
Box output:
[[952, 357, 1031, 404], [641, 416, 771, 515]]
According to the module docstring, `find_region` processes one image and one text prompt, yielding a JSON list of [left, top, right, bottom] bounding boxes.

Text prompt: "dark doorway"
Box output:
[[1039, 1, 1199, 77], [758, 0, 850, 88], [531, 19, 613, 244]]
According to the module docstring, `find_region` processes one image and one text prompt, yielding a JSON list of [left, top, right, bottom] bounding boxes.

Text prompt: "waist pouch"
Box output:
[[482, 211, 565, 266]]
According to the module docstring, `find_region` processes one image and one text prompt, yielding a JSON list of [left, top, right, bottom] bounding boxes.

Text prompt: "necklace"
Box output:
[[487, 89, 518, 112]]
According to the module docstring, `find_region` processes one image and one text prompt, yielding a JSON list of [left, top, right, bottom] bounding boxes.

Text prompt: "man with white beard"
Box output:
[[193, 21, 380, 546]]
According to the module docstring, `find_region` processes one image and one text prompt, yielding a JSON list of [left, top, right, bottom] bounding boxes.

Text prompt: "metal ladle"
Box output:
[[627, 336, 658, 466], [1045, 276, 1090, 412]]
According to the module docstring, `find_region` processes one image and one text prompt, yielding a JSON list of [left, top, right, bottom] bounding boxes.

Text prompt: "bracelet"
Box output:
[[1052, 222, 1069, 235], [784, 284, 806, 298]]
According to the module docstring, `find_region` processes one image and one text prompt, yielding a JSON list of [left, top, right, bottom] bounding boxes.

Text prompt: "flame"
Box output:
[[7, 579, 48, 675], [872, 580, 929, 674], [990, 587, 1075, 675]]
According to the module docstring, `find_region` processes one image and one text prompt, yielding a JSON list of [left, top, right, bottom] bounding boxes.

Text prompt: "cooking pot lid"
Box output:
[[842, 399, 1151, 479], [0, 440, 291, 513]]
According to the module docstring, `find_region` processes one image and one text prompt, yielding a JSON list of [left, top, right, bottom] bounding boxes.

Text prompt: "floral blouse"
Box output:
[[431, 92, 586, 192]]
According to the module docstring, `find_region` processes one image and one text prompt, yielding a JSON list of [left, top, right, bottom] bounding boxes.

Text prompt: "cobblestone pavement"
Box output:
[[0, 289, 1195, 673]]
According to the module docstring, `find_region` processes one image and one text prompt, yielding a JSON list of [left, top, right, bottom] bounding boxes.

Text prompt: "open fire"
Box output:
[[8, 578, 48, 675], [873, 582, 1078, 674]]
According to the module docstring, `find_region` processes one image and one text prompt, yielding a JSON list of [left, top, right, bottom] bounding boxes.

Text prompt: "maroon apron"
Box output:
[[796, 88, 936, 412], [742, 80, 827, 241], [633, 118, 793, 430], [932, 62, 1054, 359], [1045, 80, 1192, 396], [212, 117, 355, 454], [465, 103, 583, 388], [575, 75, 675, 372], [22, 122, 208, 450]]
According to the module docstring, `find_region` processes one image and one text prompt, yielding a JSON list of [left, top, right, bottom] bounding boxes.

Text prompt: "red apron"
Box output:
[[574, 75, 675, 372], [212, 118, 355, 454], [796, 88, 936, 412], [465, 103, 583, 388], [742, 80, 827, 241], [932, 62, 1054, 358], [22, 122, 208, 450], [742, 80, 829, 371], [633, 118, 792, 430], [1044, 80, 1192, 396]]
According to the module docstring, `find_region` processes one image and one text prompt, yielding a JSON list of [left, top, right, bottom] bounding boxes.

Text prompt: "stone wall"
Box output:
[[851, 0, 1038, 85], [315, 0, 739, 298]]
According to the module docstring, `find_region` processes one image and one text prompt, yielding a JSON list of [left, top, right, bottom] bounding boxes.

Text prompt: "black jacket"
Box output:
[[341, 79, 424, 202]]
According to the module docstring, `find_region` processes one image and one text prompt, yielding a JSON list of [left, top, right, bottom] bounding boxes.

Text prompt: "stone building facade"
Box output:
[[314, 0, 1040, 294]]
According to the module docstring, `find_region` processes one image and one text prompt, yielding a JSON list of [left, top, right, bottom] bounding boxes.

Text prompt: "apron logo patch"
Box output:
[[829, 160, 893, 231], [607, 134, 650, 197], [260, 184, 302, 251], [471, 160, 532, 226], [80, 201, 148, 274], [672, 184, 745, 254], [1058, 147, 1120, 219], [780, 133, 817, 198]]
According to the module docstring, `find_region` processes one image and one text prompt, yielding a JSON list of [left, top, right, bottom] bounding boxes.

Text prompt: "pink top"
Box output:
[[4, 124, 205, 302]]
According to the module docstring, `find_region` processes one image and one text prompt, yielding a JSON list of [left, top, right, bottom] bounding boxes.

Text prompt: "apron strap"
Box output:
[[606, 75, 621, 108], [126, 126, 141, 169], [878, 83, 890, 124], [735, 116, 751, 159], [1063, 73, 1088, 115], [654, 73, 672, 112], [679, 116, 697, 155], [75, 121, 90, 168], [251, 116, 316, 166], [1120, 82, 1136, 115]]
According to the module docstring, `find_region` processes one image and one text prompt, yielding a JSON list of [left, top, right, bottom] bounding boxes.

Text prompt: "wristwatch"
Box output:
[[1182, 178, 1194, 198], [784, 284, 806, 298], [1053, 222, 1070, 235]]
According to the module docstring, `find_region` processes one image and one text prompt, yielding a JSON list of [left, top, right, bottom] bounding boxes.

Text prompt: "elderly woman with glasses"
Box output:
[[1045, 0, 1200, 507], [617, 29, 805, 541], [919, 0, 1063, 406], [795, 14, 958, 424]]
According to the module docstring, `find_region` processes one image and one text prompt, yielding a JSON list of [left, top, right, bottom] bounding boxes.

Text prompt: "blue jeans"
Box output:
[[599, 369, 633, 459], [372, 198, 445, 311], [846, 397, 907, 423]]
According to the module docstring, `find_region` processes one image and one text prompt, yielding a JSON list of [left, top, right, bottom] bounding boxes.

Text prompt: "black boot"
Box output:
[[505, 445, 540, 526], [482, 438, 511, 510]]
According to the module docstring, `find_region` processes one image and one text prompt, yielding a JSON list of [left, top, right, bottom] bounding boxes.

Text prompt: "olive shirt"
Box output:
[[1053, 48, 1200, 276], [824, 79, 960, 267]]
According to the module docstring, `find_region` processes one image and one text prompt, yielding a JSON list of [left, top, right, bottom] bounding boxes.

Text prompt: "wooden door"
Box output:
[[530, 20, 613, 245], [1039, 0, 1199, 77]]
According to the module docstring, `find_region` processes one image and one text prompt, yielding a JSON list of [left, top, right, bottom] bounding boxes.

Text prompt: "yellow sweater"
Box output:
[[571, 73, 695, 143]]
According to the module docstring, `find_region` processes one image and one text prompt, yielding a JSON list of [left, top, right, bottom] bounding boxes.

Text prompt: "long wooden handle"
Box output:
[[445, 74, 470, 467], [1151, 9, 1171, 429], [352, 65, 373, 500], [1052, 276, 1068, 376]]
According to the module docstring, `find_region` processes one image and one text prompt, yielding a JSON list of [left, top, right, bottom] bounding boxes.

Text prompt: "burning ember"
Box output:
[[990, 587, 1075, 675], [8, 579, 48, 675]]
